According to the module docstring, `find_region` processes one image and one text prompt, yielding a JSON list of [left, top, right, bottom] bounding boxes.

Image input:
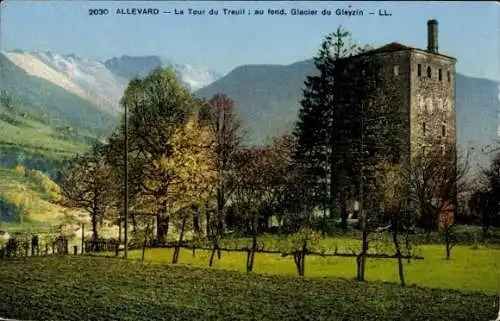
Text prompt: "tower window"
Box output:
[[447, 71, 451, 82], [423, 122, 426, 135], [417, 64, 422, 77], [394, 65, 399, 76], [439, 69, 442, 81], [427, 66, 432, 78], [442, 125, 446, 136]]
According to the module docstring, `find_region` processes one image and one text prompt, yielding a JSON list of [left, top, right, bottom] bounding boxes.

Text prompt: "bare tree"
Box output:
[[469, 151, 500, 239], [198, 93, 244, 237], [198, 94, 243, 265], [60, 147, 117, 250], [377, 161, 417, 286], [405, 136, 470, 259]]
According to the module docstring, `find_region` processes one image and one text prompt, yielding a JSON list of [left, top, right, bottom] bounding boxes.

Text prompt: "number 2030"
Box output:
[[89, 9, 109, 16]]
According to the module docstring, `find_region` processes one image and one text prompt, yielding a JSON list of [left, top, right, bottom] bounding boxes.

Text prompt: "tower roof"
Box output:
[[366, 42, 411, 54], [353, 42, 456, 61]]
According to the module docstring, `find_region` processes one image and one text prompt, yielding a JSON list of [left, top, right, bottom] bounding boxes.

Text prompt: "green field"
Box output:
[[0, 109, 89, 159], [0, 256, 498, 321], [0, 167, 89, 238], [112, 239, 500, 294]]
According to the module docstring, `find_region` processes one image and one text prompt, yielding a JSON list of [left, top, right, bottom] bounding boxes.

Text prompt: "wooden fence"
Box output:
[[0, 234, 424, 282], [0, 235, 69, 258], [84, 237, 424, 278]]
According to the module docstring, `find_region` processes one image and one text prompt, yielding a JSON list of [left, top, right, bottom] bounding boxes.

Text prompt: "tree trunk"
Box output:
[[157, 215, 170, 243], [172, 211, 187, 264], [193, 211, 200, 233], [141, 223, 150, 262], [340, 192, 348, 230], [293, 252, 301, 275], [293, 251, 305, 276], [392, 230, 405, 287], [357, 230, 368, 281], [91, 213, 99, 251], [209, 236, 219, 267], [445, 227, 452, 260], [206, 210, 211, 237], [81, 224, 85, 255], [361, 231, 368, 280], [482, 224, 490, 240], [247, 234, 257, 272], [131, 213, 137, 234], [217, 186, 225, 236], [300, 240, 307, 276], [404, 234, 412, 264], [329, 148, 335, 231], [118, 218, 122, 243]]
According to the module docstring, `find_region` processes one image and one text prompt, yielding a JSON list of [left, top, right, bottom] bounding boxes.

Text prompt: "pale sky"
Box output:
[[1, 1, 498, 80]]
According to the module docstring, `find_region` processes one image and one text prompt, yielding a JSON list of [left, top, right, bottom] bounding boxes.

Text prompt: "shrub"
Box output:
[[27, 169, 62, 201], [14, 165, 25, 175], [0, 194, 21, 221]]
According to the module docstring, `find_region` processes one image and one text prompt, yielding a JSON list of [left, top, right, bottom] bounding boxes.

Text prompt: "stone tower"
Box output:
[[335, 19, 457, 222], [355, 19, 457, 159], [410, 19, 456, 159]]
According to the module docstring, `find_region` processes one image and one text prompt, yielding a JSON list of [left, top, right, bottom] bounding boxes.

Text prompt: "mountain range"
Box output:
[[195, 60, 500, 171], [1, 51, 221, 113], [104, 55, 221, 92], [0, 50, 498, 174]]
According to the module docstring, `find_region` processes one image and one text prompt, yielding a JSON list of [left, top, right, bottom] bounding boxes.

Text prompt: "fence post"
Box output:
[[45, 243, 48, 256], [52, 242, 55, 255]]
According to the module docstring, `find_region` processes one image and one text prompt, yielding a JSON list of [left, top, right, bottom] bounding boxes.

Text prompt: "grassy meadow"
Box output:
[[0, 255, 498, 321], [0, 109, 88, 159], [96, 234, 500, 294], [0, 167, 83, 230]]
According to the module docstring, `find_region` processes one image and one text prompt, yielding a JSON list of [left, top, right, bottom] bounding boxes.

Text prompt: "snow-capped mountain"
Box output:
[[1, 51, 222, 113], [32, 51, 129, 113], [175, 63, 222, 91], [3, 51, 91, 102], [2, 50, 126, 114], [104, 55, 221, 91]]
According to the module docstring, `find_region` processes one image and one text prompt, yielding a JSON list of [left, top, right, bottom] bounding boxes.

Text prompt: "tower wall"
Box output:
[[409, 50, 456, 158], [368, 51, 413, 160]]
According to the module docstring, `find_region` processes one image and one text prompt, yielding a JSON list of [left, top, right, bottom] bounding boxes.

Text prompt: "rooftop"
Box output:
[[367, 42, 412, 54], [357, 42, 456, 61]]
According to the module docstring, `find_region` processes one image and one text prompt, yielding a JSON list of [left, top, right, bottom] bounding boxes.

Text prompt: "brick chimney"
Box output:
[[427, 19, 438, 53]]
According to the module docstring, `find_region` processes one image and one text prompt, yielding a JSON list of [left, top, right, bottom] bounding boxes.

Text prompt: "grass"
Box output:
[[110, 236, 500, 294], [0, 220, 55, 234], [0, 255, 498, 321], [0, 167, 86, 235], [0, 112, 88, 158]]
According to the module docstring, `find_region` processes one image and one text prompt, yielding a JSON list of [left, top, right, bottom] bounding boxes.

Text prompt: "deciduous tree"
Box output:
[[60, 146, 117, 249], [469, 151, 500, 238], [198, 93, 243, 237], [104, 68, 197, 241]]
